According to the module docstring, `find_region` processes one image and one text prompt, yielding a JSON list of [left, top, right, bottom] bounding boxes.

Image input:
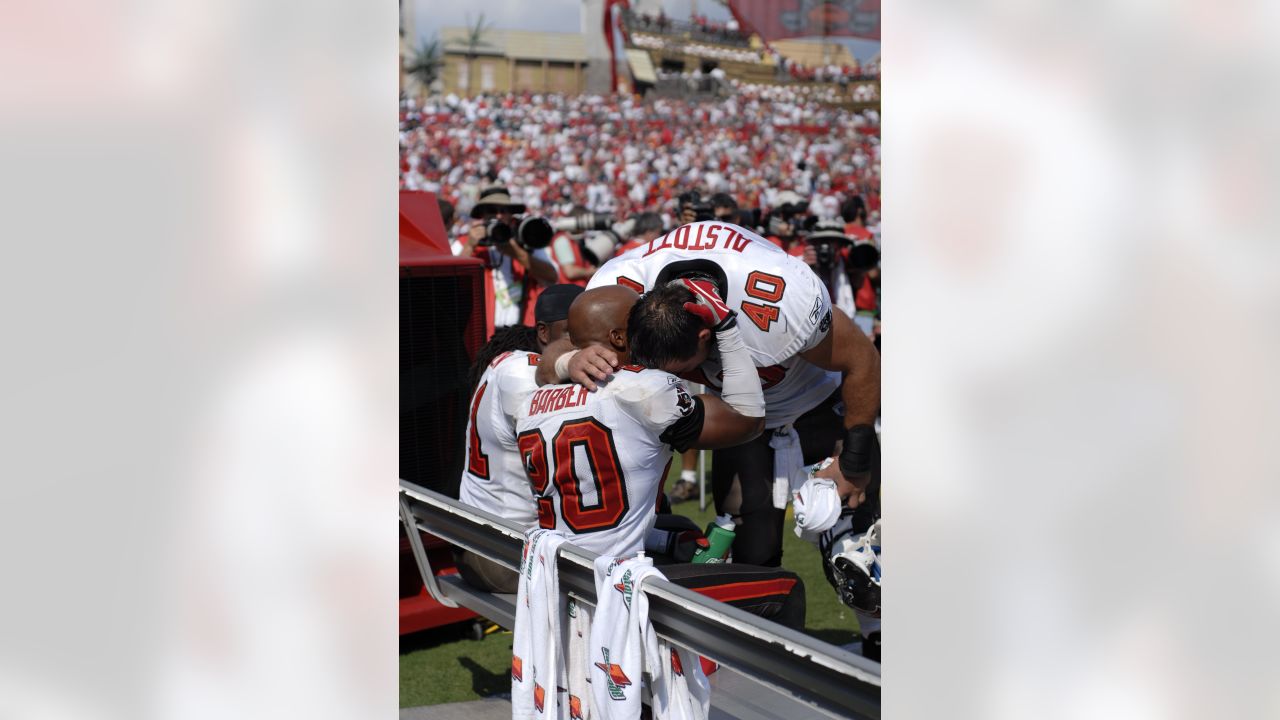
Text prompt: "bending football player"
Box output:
[[538, 221, 881, 654]]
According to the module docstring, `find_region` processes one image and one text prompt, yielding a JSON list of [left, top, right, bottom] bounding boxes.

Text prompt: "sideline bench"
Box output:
[[400, 480, 881, 720]]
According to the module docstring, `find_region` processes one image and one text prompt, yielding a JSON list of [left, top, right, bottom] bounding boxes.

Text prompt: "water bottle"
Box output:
[[691, 514, 736, 564]]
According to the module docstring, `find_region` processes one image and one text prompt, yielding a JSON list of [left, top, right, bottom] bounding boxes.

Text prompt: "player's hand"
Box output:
[[814, 455, 867, 509], [673, 278, 736, 332], [568, 344, 618, 391]]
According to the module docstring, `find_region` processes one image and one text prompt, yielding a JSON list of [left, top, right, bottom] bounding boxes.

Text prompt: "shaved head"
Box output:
[[568, 285, 640, 358]]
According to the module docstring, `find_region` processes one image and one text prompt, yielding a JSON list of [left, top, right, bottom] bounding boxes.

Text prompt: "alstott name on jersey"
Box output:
[[642, 223, 752, 257]]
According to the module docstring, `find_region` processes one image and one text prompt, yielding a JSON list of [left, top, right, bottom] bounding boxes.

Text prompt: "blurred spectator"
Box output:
[[548, 205, 598, 287], [840, 196, 879, 336], [710, 192, 738, 221], [842, 196, 872, 242], [806, 220, 858, 319], [617, 211, 665, 254], [437, 197, 455, 235], [764, 190, 812, 260], [453, 186, 559, 328]]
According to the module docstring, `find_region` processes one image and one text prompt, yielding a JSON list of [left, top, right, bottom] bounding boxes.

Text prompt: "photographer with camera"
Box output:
[[764, 190, 817, 264], [458, 186, 559, 328], [840, 196, 880, 338], [677, 190, 716, 224], [807, 219, 883, 324], [546, 205, 622, 286]]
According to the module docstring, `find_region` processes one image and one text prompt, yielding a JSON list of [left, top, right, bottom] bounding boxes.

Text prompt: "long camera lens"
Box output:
[[848, 242, 880, 270], [484, 219, 514, 246], [517, 217, 553, 250], [550, 212, 615, 235]]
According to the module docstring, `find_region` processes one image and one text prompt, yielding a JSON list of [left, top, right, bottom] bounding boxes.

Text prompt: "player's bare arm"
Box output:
[[691, 394, 765, 448], [800, 307, 881, 504]]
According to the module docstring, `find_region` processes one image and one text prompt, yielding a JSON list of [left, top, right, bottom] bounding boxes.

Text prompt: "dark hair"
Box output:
[[467, 325, 540, 396], [437, 198, 455, 227], [626, 284, 704, 370], [841, 195, 867, 224], [634, 211, 664, 236], [710, 192, 738, 210]]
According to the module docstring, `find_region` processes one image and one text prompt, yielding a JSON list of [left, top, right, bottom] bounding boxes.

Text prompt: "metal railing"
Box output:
[[400, 479, 881, 720]]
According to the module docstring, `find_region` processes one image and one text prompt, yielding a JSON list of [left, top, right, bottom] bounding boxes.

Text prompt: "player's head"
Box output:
[[534, 284, 584, 349], [467, 324, 540, 395], [567, 285, 639, 360], [626, 283, 713, 374]]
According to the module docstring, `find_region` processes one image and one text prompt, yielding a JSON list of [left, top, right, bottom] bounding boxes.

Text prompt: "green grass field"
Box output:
[[400, 462, 860, 708]]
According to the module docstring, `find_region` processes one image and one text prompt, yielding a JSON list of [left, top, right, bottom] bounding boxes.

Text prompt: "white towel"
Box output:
[[645, 638, 710, 720], [589, 554, 709, 720], [564, 596, 595, 720], [769, 425, 808, 509], [589, 554, 657, 720], [513, 529, 568, 720]]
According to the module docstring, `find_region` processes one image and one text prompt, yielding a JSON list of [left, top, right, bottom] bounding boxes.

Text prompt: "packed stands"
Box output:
[[399, 90, 880, 231], [618, 7, 878, 109]]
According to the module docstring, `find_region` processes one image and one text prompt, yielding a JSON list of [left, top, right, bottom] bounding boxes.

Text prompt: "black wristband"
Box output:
[[714, 309, 738, 333], [839, 424, 878, 478]]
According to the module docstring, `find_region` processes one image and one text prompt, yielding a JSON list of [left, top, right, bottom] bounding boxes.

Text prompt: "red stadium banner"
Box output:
[[727, 0, 880, 42]]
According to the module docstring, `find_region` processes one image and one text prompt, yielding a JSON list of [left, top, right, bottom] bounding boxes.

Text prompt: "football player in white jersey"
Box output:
[[455, 284, 582, 593], [538, 220, 881, 655], [515, 282, 766, 558], [519, 283, 810, 629]]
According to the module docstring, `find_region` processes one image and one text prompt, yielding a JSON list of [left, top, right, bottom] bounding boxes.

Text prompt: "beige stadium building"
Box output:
[[437, 28, 588, 96]]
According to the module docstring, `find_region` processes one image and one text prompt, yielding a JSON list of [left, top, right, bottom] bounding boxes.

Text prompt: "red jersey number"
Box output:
[[740, 271, 785, 331], [516, 429, 556, 528], [466, 382, 490, 478], [518, 418, 629, 533]]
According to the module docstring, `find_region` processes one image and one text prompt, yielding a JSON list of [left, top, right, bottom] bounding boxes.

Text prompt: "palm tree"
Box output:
[[462, 12, 494, 97], [404, 36, 444, 96]]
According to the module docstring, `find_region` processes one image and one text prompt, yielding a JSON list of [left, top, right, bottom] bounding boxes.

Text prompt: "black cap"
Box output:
[[535, 284, 584, 324]]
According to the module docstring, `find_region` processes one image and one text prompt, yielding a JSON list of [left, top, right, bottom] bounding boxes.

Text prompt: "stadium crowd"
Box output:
[[403, 88, 881, 338], [400, 90, 880, 227]]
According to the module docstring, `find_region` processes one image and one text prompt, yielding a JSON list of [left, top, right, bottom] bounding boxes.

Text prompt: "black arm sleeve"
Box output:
[[658, 396, 706, 453]]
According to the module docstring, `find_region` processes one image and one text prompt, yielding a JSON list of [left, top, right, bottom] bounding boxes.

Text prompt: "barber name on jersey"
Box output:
[[527, 384, 590, 416]]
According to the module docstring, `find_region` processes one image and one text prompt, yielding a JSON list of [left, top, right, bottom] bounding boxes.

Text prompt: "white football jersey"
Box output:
[[458, 350, 543, 528], [514, 368, 702, 557], [588, 221, 841, 428]]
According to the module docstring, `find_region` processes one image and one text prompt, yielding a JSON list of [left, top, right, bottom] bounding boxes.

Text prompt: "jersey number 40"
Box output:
[[740, 270, 786, 332], [517, 419, 630, 533]]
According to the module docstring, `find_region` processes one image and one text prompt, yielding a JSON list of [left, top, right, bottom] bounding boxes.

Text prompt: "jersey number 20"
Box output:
[[517, 419, 630, 533]]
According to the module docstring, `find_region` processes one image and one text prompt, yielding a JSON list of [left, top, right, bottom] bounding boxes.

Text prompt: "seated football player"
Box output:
[[454, 284, 582, 593], [517, 283, 806, 629]]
